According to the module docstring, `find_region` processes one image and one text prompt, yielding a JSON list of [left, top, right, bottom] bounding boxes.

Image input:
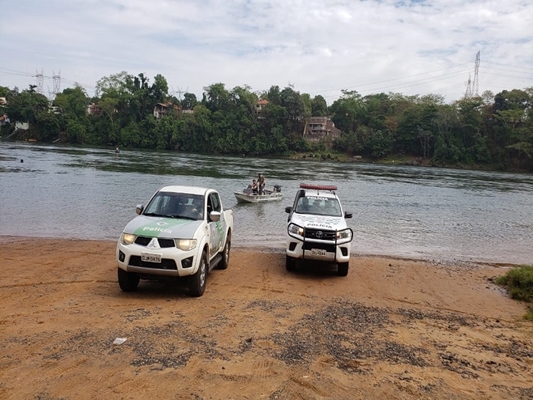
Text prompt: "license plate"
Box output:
[[141, 252, 162, 263], [311, 248, 326, 256]]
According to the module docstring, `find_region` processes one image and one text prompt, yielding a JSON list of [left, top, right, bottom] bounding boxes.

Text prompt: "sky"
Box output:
[[1, 0, 532, 105]]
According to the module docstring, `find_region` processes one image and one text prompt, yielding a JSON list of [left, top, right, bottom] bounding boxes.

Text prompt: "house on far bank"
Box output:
[[15, 122, 29, 130], [86, 103, 103, 116], [303, 117, 341, 142], [48, 105, 60, 115], [153, 102, 181, 119], [255, 99, 268, 113], [255, 99, 268, 119]]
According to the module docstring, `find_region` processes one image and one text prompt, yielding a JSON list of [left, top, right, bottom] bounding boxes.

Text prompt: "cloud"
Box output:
[[1, 0, 531, 103]]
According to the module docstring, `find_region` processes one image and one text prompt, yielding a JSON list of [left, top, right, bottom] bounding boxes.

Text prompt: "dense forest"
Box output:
[[1, 71, 532, 171]]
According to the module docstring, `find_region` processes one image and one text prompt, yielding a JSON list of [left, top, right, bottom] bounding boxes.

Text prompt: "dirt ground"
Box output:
[[1, 237, 532, 400]]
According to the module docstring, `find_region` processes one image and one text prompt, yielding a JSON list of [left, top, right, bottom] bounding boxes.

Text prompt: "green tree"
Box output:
[[492, 88, 533, 169], [54, 86, 88, 117], [66, 119, 87, 143], [191, 104, 213, 152], [280, 86, 305, 133], [230, 85, 259, 115], [364, 128, 393, 159], [203, 83, 231, 112], [35, 111, 61, 141], [98, 97, 119, 144], [6, 88, 48, 123], [266, 85, 282, 105], [182, 93, 198, 110], [95, 71, 130, 98], [0, 86, 10, 98], [330, 90, 366, 135], [311, 95, 328, 117]]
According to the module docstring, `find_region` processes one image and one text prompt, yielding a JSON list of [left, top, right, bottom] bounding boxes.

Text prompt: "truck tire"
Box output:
[[189, 251, 208, 297], [217, 231, 231, 270], [337, 262, 349, 277], [286, 255, 296, 272], [118, 268, 140, 291]]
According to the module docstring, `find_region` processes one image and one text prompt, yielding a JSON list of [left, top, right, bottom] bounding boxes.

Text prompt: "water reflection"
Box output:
[[1, 142, 532, 265]]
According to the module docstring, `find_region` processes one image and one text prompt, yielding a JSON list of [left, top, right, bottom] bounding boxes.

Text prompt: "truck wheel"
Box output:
[[217, 232, 231, 270], [337, 262, 349, 277], [286, 255, 296, 272], [189, 251, 208, 297], [118, 268, 140, 291]]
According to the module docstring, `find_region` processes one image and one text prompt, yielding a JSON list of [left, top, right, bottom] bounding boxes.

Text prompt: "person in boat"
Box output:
[[257, 173, 265, 195], [115, 146, 120, 154], [251, 179, 258, 194]]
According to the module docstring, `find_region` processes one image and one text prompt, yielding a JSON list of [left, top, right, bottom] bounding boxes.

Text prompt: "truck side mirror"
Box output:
[[136, 204, 144, 215], [285, 206, 292, 214], [344, 211, 352, 219], [210, 211, 221, 222]]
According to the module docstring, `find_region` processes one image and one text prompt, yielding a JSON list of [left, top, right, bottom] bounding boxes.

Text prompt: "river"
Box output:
[[1, 142, 532, 265]]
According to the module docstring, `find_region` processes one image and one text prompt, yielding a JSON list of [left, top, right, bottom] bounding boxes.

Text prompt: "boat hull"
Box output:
[[234, 192, 283, 203]]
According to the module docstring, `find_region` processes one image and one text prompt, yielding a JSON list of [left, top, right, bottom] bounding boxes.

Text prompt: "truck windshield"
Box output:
[[295, 197, 342, 217], [145, 192, 204, 219]]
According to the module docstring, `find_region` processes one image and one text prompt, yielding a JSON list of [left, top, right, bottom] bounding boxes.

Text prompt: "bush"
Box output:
[[496, 266, 533, 301], [496, 265, 533, 320]]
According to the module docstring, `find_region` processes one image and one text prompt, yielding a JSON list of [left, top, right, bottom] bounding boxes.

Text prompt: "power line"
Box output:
[[318, 62, 472, 94], [481, 66, 532, 78], [357, 69, 469, 95], [0, 68, 35, 77], [483, 61, 533, 72]]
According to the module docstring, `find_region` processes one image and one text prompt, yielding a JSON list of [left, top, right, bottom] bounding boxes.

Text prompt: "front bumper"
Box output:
[[286, 238, 351, 262], [286, 223, 353, 263], [116, 241, 199, 277]]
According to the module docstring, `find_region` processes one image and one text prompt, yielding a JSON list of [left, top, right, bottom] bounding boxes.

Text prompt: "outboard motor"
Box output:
[[274, 185, 281, 193]]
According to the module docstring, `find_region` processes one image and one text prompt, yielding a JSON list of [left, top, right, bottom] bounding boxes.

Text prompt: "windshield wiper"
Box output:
[[143, 212, 165, 217], [169, 214, 197, 220]]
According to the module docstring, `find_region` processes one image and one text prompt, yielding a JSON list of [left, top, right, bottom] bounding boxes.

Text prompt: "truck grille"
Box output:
[[134, 236, 176, 248], [304, 228, 336, 240]]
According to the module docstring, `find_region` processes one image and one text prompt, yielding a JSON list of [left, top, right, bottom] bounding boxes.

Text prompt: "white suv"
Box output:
[[285, 183, 353, 276]]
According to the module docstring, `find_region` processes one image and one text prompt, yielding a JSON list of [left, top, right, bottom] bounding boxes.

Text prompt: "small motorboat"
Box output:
[[234, 184, 283, 203]]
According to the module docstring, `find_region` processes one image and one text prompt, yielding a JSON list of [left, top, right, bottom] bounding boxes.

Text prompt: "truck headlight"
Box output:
[[336, 228, 353, 242], [175, 239, 197, 251], [288, 223, 304, 237], [120, 233, 136, 245]]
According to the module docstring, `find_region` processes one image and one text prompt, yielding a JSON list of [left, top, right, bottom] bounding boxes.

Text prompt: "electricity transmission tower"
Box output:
[[464, 74, 472, 98], [464, 51, 480, 98], [35, 69, 44, 94], [472, 51, 480, 96], [52, 70, 61, 96], [176, 86, 188, 102]]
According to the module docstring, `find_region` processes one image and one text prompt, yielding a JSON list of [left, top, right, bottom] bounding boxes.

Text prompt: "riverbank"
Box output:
[[1, 237, 532, 399], [288, 151, 533, 174]]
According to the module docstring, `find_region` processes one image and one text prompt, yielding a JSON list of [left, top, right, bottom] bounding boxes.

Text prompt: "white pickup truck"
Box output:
[[116, 185, 233, 296], [285, 183, 353, 276]]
